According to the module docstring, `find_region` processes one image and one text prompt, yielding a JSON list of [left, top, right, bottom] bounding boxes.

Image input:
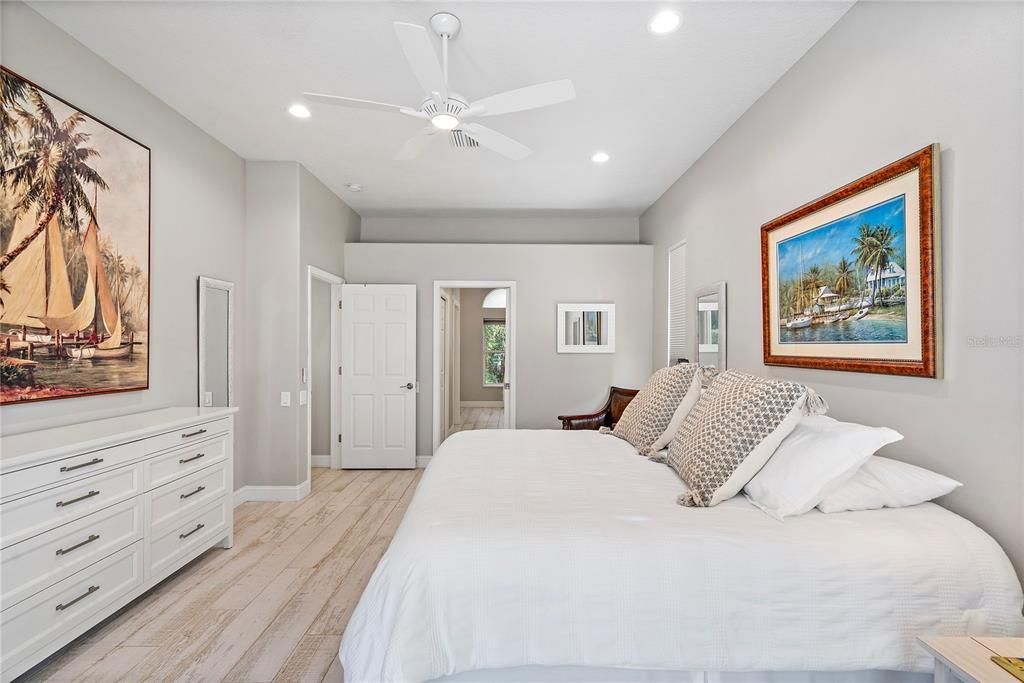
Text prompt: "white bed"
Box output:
[[340, 429, 1024, 683]]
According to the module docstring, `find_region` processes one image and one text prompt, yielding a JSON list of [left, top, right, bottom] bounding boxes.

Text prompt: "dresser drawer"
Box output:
[[148, 497, 229, 579], [1, 418, 232, 503], [0, 465, 141, 549], [144, 436, 227, 490], [148, 460, 229, 533], [1, 498, 143, 610], [137, 417, 232, 462], [1, 440, 148, 503], [0, 541, 143, 670]]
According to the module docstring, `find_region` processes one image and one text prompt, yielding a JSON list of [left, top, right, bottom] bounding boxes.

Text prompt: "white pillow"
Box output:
[[744, 415, 903, 520], [817, 456, 962, 513]]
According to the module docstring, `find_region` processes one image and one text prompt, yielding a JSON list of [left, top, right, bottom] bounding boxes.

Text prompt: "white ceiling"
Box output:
[[32, 1, 851, 215]]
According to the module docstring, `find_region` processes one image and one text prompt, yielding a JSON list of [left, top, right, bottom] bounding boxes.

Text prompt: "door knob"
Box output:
[[401, 383, 414, 390]]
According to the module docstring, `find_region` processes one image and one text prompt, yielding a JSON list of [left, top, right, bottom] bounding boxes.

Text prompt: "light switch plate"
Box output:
[[280, 391, 291, 407], [203, 391, 213, 406], [299, 390, 308, 406]]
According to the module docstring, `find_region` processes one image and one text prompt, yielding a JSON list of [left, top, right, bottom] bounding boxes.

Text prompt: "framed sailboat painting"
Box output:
[[1, 67, 150, 404], [761, 145, 941, 377]]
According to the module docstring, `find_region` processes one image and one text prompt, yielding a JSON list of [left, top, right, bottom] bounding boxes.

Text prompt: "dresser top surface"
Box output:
[[1, 407, 238, 471]]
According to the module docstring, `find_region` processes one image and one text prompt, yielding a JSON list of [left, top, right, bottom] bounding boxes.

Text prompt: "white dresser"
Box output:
[[0, 407, 237, 681]]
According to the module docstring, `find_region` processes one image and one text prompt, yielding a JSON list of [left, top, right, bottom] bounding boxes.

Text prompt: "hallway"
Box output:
[[451, 407, 504, 433]]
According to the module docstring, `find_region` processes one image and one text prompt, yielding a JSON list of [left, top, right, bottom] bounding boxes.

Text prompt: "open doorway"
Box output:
[[432, 281, 516, 454], [306, 266, 343, 484]]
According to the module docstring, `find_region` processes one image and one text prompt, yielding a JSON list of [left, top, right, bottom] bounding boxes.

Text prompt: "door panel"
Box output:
[[341, 284, 417, 468]]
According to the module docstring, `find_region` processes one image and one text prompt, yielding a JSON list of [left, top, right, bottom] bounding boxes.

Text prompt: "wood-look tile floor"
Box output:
[[20, 467, 423, 683], [449, 407, 503, 433]]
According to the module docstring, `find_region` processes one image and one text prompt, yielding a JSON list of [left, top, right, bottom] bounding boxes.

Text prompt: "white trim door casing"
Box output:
[[432, 281, 517, 454], [341, 284, 417, 469], [330, 283, 343, 469]]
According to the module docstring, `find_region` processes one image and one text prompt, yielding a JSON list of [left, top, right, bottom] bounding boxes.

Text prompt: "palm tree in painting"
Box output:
[[1, 70, 29, 167], [779, 283, 797, 319], [834, 257, 854, 301], [802, 265, 825, 307], [851, 224, 897, 304], [0, 82, 108, 270]]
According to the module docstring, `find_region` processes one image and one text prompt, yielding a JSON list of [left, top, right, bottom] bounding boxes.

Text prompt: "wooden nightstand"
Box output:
[[918, 636, 1024, 682]]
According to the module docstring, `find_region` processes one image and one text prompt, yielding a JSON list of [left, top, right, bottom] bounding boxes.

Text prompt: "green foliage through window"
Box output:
[[483, 319, 506, 386]]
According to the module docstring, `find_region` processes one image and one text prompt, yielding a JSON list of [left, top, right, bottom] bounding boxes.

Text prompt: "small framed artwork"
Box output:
[[557, 303, 615, 353], [761, 144, 941, 377]]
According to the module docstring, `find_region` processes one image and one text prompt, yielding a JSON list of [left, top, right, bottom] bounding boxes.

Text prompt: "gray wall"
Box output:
[[0, 3, 250, 487], [344, 243, 653, 456], [459, 288, 506, 403], [242, 162, 301, 488], [361, 213, 639, 244], [242, 161, 359, 487], [640, 2, 1024, 578]]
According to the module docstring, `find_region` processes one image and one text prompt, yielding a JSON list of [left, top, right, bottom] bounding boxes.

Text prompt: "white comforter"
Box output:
[[340, 430, 1024, 683]]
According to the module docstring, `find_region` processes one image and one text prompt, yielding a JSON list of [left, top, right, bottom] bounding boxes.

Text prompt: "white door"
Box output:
[[340, 284, 417, 469]]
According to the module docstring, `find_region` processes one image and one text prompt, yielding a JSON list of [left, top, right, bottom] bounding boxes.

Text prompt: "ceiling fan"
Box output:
[[303, 12, 576, 161]]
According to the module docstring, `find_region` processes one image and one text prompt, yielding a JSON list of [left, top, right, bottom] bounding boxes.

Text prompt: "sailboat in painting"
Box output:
[[64, 205, 134, 360], [1, 199, 132, 360]]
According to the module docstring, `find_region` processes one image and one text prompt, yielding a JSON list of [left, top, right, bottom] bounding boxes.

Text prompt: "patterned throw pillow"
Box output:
[[612, 364, 702, 457], [667, 370, 811, 507]]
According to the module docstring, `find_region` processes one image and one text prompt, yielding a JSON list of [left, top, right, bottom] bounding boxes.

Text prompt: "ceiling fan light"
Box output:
[[649, 9, 681, 35], [431, 113, 460, 130], [288, 103, 311, 119]]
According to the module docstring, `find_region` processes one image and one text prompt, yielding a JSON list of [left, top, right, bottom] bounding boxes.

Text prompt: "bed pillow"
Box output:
[[612, 363, 701, 457], [667, 370, 811, 507], [650, 367, 712, 452], [817, 456, 962, 512], [743, 415, 903, 520]]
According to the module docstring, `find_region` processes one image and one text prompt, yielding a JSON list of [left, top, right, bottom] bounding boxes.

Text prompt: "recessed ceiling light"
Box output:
[[345, 183, 363, 192], [649, 9, 681, 35], [591, 151, 610, 164], [431, 113, 459, 130], [288, 103, 311, 119]]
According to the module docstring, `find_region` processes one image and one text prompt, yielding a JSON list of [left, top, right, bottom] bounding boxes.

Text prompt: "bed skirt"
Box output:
[[431, 666, 931, 683]]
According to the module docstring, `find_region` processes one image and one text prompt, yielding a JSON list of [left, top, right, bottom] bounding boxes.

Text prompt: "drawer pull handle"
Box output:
[[179, 453, 206, 464], [182, 428, 208, 439], [180, 523, 205, 539], [55, 585, 99, 611], [180, 485, 206, 500], [56, 490, 100, 508], [56, 534, 100, 556], [60, 457, 104, 473]]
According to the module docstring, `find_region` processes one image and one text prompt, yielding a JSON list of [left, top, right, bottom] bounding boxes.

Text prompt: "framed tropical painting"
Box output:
[[761, 145, 941, 377], [1, 67, 151, 404]]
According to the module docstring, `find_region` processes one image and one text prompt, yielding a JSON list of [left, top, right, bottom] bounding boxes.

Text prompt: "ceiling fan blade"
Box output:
[[468, 80, 576, 117], [303, 92, 406, 112], [463, 123, 532, 160], [394, 126, 438, 161], [393, 22, 447, 99]]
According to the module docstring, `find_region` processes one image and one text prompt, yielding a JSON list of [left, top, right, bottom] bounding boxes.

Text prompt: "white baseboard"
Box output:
[[234, 479, 311, 506], [416, 455, 432, 468], [461, 400, 503, 408], [311, 454, 331, 468]]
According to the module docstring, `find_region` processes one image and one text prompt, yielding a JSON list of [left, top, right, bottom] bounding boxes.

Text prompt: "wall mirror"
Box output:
[[694, 282, 727, 370], [198, 276, 234, 407], [556, 303, 615, 353]]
